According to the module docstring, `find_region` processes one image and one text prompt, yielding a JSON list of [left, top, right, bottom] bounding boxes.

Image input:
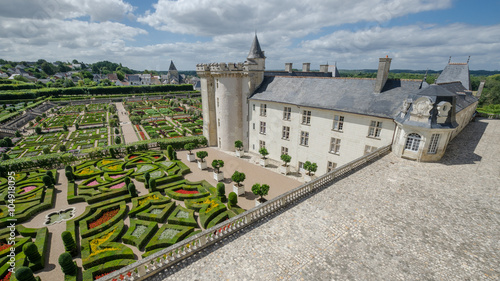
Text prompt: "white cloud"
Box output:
[[0, 0, 134, 22], [138, 0, 452, 36]]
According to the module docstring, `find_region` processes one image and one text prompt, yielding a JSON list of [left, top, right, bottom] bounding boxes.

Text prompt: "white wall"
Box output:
[[248, 100, 395, 175]]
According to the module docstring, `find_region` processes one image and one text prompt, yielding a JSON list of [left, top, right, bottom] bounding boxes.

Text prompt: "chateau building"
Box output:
[[197, 36, 478, 176]]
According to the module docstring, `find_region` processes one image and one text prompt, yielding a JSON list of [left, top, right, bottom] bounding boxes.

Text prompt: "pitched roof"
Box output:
[[247, 35, 265, 59], [436, 63, 470, 90], [250, 76, 422, 118], [169, 60, 177, 71]]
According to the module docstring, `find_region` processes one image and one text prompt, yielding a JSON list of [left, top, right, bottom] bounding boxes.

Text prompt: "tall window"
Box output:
[[329, 137, 341, 154], [260, 121, 266, 134], [259, 140, 265, 149], [253, 104, 255, 111], [282, 126, 290, 140], [404, 133, 421, 151], [368, 121, 382, 138], [218, 118, 220, 127], [281, 146, 288, 155], [283, 107, 291, 120], [428, 134, 440, 154], [333, 115, 344, 131], [252, 123, 255, 130], [300, 131, 309, 146], [302, 110, 311, 125], [260, 104, 267, 116], [327, 161, 337, 172]]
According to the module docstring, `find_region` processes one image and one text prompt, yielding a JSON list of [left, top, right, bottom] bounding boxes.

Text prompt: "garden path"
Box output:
[[115, 102, 139, 144]]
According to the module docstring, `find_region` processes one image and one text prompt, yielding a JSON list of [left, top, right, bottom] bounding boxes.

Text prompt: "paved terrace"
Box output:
[[148, 118, 499, 281]]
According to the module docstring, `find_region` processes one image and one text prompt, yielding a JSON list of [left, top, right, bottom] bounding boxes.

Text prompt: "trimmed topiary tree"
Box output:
[[231, 171, 246, 187], [128, 182, 138, 197], [42, 175, 53, 188], [15, 267, 37, 281], [217, 182, 226, 202], [114, 128, 119, 134], [235, 140, 243, 151], [196, 150, 208, 162], [65, 170, 74, 181], [75, 123, 79, 130], [167, 145, 176, 160], [211, 159, 224, 174], [42, 147, 50, 155], [252, 183, 270, 203], [59, 144, 66, 152], [228, 192, 237, 207], [58, 252, 77, 276], [1, 153, 9, 160], [149, 178, 156, 192], [124, 177, 131, 186], [144, 172, 151, 189], [304, 161, 318, 176], [61, 231, 77, 256], [63, 124, 68, 131], [115, 136, 121, 144], [35, 127, 42, 135], [281, 154, 291, 167], [46, 171, 56, 184], [23, 242, 41, 265], [184, 143, 196, 154], [259, 147, 269, 159]]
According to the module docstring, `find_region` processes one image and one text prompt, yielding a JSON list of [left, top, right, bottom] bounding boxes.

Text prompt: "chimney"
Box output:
[[319, 65, 328, 73], [374, 56, 391, 93], [302, 63, 310, 72], [285, 63, 293, 73]]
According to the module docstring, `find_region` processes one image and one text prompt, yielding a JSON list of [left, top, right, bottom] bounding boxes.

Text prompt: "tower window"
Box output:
[[428, 134, 440, 154], [283, 107, 291, 120], [368, 121, 382, 138], [260, 104, 267, 116], [302, 110, 311, 125], [404, 133, 421, 151], [333, 115, 344, 131]]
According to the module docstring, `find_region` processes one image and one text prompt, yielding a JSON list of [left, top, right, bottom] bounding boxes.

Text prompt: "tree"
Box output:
[[115, 136, 121, 145], [65, 170, 74, 181], [114, 128, 119, 134], [43, 174, 53, 187], [46, 170, 56, 184], [15, 130, 21, 138], [124, 177, 131, 186], [149, 178, 156, 192], [75, 123, 79, 130], [281, 154, 291, 167], [196, 150, 208, 162], [304, 161, 318, 176], [43, 147, 50, 154], [228, 192, 238, 207], [1, 153, 10, 160], [15, 267, 37, 281], [144, 172, 151, 189], [231, 171, 246, 187], [211, 159, 224, 174], [128, 182, 138, 197], [41, 61, 56, 75], [3, 137, 12, 147], [259, 147, 269, 159], [116, 70, 125, 81], [252, 183, 270, 202], [58, 252, 77, 276], [63, 124, 68, 131], [217, 182, 226, 202], [35, 127, 42, 134], [59, 144, 66, 152], [184, 143, 196, 154], [235, 140, 243, 151], [61, 231, 77, 255], [23, 242, 41, 265], [0, 139, 6, 147], [167, 145, 176, 160]]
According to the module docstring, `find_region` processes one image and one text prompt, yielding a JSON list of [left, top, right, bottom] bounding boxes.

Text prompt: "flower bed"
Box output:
[[110, 182, 126, 190], [175, 189, 199, 194], [88, 209, 119, 229], [20, 185, 37, 194]]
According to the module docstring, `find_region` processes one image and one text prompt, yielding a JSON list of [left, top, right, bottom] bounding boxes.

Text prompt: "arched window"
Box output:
[[404, 133, 421, 151]]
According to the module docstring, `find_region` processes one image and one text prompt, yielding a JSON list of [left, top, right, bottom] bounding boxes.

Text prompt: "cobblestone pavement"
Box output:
[[147, 118, 499, 281]]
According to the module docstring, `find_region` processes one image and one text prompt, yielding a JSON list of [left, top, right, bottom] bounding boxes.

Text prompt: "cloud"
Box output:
[[0, 0, 134, 22], [138, 0, 452, 36]]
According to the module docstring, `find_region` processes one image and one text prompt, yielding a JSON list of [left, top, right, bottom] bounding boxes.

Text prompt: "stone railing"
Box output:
[[102, 145, 392, 281]]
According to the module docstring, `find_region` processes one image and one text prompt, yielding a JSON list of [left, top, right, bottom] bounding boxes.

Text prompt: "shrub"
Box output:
[[281, 154, 291, 166], [259, 147, 269, 159], [115, 136, 121, 144], [15, 130, 22, 137], [124, 177, 131, 186], [228, 192, 237, 207], [184, 143, 196, 154], [149, 178, 156, 192], [196, 150, 208, 162], [114, 128, 119, 134], [43, 174, 53, 187], [23, 242, 41, 264], [211, 159, 224, 174], [144, 172, 151, 188], [15, 267, 37, 281], [235, 140, 243, 151], [61, 231, 77, 255], [35, 127, 42, 134], [231, 171, 245, 187], [1, 153, 9, 160], [217, 182, 226, 202], [42, 147, 50, 154], [128, 182, 138, 197], [65, 170, 74, 181], [75, 123, 79, 130], [63, 124, 68, 131], [46, 170, 56, 184], [59, 144, 66, 152], [167, 145, 176, 160], [251, 183, 270, 201], [58, 252, 77, 276]]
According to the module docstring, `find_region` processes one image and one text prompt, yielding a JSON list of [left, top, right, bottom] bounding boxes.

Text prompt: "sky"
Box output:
[[0, 0, 499, 71]]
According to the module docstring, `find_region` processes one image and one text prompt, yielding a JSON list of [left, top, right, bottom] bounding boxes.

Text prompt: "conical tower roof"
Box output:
[[168, 60, 177, 71], [247, 34, 265, 59]]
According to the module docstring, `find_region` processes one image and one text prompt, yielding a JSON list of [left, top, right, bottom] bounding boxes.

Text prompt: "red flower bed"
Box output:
[[129, 156, 137, 159], [1, 271, 11, 281], [139, 131, 146, 140], [153, 156, 160, 159], [175, 189, 199, 194], [0, 243, 11, 251], [88, 209, 119, 229]]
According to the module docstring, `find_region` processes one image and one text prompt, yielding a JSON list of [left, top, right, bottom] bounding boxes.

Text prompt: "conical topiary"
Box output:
[[23, 242, 41, 265], [58, 252, 77, 276], [148, 178, 156, 192], [65, 170, 74, 182], [61, 231, 77, 255], [128, 182, 137, 197], [15, 266, 37, 281]]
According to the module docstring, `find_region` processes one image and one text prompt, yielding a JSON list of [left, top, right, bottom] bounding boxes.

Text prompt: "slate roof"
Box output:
[[169, 60, 177, 71], [247, 35, 265, 59], [436, 63, 470, 90], [250, 76, 423, 119]]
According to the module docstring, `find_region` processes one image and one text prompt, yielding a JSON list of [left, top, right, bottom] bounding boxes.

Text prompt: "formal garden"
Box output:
[[0, 136, 257, 281]]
